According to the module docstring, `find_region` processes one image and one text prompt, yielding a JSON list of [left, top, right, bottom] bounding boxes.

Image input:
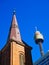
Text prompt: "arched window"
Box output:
[[19, 54, 25, 65]]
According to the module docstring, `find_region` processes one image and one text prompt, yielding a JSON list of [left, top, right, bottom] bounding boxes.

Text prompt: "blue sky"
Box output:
[[0, 0, 49, 62]]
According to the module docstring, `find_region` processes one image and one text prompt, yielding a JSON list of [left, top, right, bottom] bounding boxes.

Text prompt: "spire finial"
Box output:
[[13, 10, 16, 15]]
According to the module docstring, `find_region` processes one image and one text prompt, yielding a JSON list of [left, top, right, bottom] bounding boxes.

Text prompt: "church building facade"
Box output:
[[0, 11, 33, 65]]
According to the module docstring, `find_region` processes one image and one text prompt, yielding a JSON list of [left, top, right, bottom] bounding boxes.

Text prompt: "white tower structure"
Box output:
[[34, 27, 44, 56]]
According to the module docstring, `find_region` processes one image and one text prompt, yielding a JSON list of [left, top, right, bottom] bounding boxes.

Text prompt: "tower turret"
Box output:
[[34, 28, 44, 56]]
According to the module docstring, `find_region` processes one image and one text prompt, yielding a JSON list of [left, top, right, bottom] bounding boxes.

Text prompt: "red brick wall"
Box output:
[[25, 47, 33, 65], [1, 45, 10, 65], [0, 51, 1, 65]]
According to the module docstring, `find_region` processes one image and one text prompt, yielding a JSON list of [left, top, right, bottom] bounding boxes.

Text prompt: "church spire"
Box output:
[[9, 11, 22, 42]]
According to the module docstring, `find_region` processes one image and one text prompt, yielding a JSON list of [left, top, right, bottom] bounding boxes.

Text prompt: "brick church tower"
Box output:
[[0, 11, 33, 65]]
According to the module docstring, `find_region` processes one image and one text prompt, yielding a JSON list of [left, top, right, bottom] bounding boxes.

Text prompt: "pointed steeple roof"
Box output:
[[9, 11, 22, 42]]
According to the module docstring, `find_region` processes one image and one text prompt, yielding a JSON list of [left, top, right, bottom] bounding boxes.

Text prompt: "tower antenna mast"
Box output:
[[35, 26, 37, 31]]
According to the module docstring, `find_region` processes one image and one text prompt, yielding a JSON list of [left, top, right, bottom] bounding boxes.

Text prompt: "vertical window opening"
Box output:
[[20, 54, 25, 65]]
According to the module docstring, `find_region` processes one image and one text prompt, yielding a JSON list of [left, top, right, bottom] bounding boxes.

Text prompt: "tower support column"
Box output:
[[39, 42, 44, 56]]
